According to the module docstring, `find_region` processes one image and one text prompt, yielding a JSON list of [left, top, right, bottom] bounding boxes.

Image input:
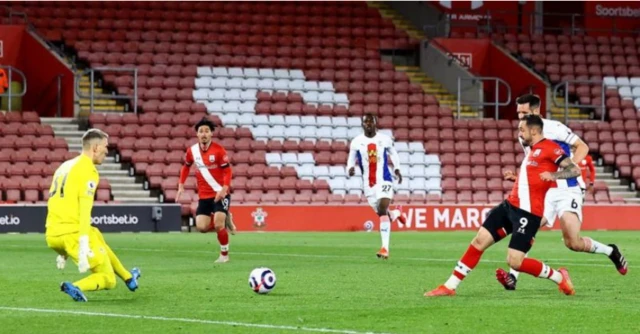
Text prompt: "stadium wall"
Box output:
[[420, 40, 484, 110], [433, 38, 548, 119], [0, 204, 182, 233], [224, 205, 638, 232], [0, 26, 24, 65], [2, 204, 637, 233], [0, 25, 74, 117]]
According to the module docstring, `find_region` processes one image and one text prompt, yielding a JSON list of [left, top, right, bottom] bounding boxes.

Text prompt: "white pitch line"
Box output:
[[0, 306, 390, 334], [2, 244, 617, 267], [113, 247, 616, 267]]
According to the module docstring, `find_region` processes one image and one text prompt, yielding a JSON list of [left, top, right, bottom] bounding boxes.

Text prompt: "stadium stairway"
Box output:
[[368, 3, 479, 118], [78, 75, 127, 116], [366, 2, 424, 41], [41, 117, 159, 203], [594, 165, 640, 202], [547, 96, 590, 121], [395, 66, 477, 118]]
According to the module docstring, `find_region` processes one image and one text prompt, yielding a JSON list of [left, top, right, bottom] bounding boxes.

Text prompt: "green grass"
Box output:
[[0, 231, 638, 334]]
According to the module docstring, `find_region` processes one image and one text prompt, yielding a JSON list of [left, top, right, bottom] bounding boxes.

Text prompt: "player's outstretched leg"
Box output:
[[608, 244, 628, 275], [388, 205, 407, 226], [560, 213, 628, 275], [213, 212, 230, 263], [225, 212, 237, 235], [496, 268, 518, 290], [425, 227, 494, 297], [65, 255, 117, 301], [60, 282, 88, 302], [91, 227, 141, 291], [126, 267, 142, 291], [376, 198, 392, 259], [507, 249, 575, 296], [497, 252, 529, 290], [195, 214, 214, 233]]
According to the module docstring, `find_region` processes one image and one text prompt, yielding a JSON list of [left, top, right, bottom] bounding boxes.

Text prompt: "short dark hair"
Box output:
[[194, 117, 216, 132], [522, 113, 544, 132], [516, 94, 541, 109], [362, 113, 377, 121], [82, 129, 108, 148]]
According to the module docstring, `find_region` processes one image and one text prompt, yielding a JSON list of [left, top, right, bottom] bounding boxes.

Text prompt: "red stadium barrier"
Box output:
[[0, 26, 24, 65], [231, 205, 640, 232], [433, 38, 548, 120], [0, 25, 74, 117]]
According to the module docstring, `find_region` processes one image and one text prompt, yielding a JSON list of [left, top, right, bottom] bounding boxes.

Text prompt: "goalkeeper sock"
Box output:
[[444, 244, 483, 290], [518, 258, 563, 284], [217, 228, 229, 256], [104, 244, 132, 282], [379, 216, 390, 250], [74, 273, 116, 291], [91, 228, 133, 282], [581, 237, 613, 255]]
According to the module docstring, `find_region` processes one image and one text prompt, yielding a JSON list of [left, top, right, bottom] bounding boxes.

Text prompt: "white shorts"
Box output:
[[365, 182, 394, 212], [543, 187, 584, 227]]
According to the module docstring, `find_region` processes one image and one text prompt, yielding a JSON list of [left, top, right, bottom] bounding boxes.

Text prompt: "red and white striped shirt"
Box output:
[[507, 139, 567, 217], [180, 142, 232, 199]]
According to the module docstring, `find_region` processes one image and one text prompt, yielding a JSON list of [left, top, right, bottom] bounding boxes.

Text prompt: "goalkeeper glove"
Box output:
[[56, 255, 67, 270], [78, 235, 92, 273]]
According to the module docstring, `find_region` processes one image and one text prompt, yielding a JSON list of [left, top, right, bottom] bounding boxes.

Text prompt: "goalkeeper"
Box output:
[[45, 129, 141, 302]]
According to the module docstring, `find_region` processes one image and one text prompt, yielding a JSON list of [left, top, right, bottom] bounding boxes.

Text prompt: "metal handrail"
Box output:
[[0, 5, 28, 24], [457, 77, 511, 119], [75, 67, 139, 114], [0, 65, 28, 112], [551, 79, 606, 124]]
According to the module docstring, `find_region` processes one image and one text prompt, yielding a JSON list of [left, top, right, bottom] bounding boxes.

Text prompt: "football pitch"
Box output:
[[0, 231, 638, 334]]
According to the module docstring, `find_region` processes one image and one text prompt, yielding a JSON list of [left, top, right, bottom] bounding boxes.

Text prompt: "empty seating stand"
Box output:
[[0, 111, 112, 203]]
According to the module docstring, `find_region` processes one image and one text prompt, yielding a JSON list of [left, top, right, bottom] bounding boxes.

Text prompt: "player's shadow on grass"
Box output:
[[249, 292, 294, 298], [85, 296, 145, 304]]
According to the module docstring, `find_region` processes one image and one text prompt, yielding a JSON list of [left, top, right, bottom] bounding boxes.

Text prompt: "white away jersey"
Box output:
[[346, 133, 400, 189], [519, 118, 585, 189]]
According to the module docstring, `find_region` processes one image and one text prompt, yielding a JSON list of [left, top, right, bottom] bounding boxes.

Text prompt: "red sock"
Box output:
[[217, 228, 229, 256], [453, 244, 484, 280], [518, 258, 549, 277]]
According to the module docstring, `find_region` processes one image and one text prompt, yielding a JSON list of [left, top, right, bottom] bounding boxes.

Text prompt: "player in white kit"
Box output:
[[497, 95, 628, 290], [346, 113, 407, 259]]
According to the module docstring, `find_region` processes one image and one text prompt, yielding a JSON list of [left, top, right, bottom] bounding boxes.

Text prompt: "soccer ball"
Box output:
[[363, 220, 374, 232], [248, 267, 276, 294]]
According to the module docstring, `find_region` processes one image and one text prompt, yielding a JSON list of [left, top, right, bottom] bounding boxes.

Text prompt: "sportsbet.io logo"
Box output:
[[92, 214, 139, 225], [0, 215, 20, 225]]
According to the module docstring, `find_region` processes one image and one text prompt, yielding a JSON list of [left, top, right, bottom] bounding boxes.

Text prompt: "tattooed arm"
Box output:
[[540, 157, 582, 181]]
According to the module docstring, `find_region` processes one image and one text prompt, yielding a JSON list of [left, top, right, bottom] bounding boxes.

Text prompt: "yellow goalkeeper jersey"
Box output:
[[45, 154, 99, 237]]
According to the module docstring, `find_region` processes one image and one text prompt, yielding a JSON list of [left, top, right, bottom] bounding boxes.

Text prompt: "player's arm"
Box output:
[[78, 169, 99, 238], [346, 140, 358, 177], [215, 148, 232, 202], [77, 168, 99, 273], [547, 156, 582, 180], [387, 140, 402, 184], [556, 122, 589, 164], [177, 149, 194, 200]]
